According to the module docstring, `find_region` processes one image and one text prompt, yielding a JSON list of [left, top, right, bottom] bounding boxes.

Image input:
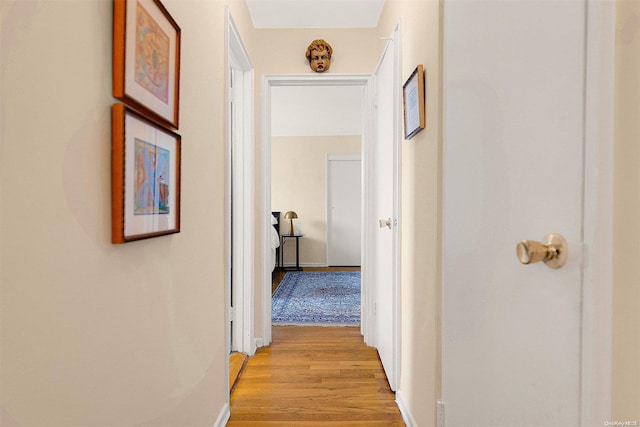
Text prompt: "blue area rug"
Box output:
[[272, 271, 361, 326]]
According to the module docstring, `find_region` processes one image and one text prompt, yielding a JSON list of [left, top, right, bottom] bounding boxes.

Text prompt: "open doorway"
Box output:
[[269, 85, 364, 328], [259, 75, 371, 347], [270, 84, 364, 271], [260, 29, 401, 389]]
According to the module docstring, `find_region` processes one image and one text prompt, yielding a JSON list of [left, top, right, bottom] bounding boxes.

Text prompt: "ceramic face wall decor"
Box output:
[[305, 39, 333, 73]]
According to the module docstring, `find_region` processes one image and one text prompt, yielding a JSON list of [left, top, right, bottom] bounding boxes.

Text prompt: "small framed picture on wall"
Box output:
[[113, 0, 181, 130], [403, 64, 425, 140], [111, 103, 181, 243]]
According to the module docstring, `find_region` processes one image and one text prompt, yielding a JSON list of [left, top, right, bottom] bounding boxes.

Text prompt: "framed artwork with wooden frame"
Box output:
[[113, 0, 181, 130], [402, 64, 426, 140], [112, 103, 181, 243]]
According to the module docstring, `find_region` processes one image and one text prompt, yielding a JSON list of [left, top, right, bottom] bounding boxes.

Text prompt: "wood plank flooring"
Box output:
[[231, 267, 362, 392], [228, 326, 405, 426], [229, 352, 249, 393]]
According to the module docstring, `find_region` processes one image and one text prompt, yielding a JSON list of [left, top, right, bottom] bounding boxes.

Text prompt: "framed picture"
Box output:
[[402, 64, 425, 140], [113, 0, 181, 130], [112, 103, 181, 243]]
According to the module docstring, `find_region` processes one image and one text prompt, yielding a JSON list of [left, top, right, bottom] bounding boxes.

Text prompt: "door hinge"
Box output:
[[229, 306, 234, 322], [436, 400, 445, 427]]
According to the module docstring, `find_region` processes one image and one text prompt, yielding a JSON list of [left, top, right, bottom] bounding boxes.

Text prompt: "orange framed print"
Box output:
[[113, 0, 181, 130], [111, 104, 181, 243], [403, 64, 425, 140]]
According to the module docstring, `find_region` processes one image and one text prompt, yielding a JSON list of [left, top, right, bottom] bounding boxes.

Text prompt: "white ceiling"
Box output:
[[245, 0, 385, 29]]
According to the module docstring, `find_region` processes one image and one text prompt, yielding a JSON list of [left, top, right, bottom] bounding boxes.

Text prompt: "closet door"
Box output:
[[327, 155, 361, 266], [442, 0, 588, 424]]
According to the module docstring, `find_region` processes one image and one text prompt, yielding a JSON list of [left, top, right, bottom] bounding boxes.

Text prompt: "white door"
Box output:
[[227, 13, 254, 356], [443, 1, 586, 425], [327, 155, 361, 266], [370, 30, 400, 390]]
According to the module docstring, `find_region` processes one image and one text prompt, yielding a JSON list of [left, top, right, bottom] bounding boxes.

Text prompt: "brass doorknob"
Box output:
[[516, 233, 568, 269], [379, 218, 392, 229]]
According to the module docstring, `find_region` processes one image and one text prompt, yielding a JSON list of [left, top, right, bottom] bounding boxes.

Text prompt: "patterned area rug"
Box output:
[[272, 271, 361, 326]]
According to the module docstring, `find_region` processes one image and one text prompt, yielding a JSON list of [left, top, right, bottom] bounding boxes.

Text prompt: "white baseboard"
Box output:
[[213, 402, 230, 427], [396, 390, 417, 427], [280, 262, 327, 268], [278, 262, 363, 268]]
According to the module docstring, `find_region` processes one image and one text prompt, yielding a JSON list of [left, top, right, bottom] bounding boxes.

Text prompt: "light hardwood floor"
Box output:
[[229, 352, 249, 393], [231, 267, 362, 391], [228, 326, 405, 426], [229, 267, 403, 425]]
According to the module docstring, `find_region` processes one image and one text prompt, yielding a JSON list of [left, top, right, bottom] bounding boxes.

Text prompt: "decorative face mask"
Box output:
[[305, 40, 333, 73], [309, 48, 330, 72]]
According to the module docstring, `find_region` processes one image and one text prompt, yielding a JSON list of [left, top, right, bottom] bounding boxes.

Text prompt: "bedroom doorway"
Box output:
[[269, 88, 363, 328], [261, 76, 370, 348], [261, 31, 401, 388], [260, 27, 401, 391], [270, 85, 363, 271]]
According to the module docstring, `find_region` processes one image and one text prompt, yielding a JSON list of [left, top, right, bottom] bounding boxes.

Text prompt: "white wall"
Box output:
[[271, 85, 363, 136]]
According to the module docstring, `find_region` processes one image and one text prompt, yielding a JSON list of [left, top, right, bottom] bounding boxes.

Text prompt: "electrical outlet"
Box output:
[[436, 400, 445, 427]]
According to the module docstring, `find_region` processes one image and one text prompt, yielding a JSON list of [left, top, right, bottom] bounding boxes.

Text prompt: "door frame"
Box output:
[[225, 10, 255, 358], [369, 28, 402, 391], [581, 0, 615, 423], [260, 74, 393, 352], [326, 154, 362, 267]]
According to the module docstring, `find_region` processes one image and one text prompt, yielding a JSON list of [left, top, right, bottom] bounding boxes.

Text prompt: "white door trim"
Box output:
[[581, 0, 615, 424], [260, 74, 373, 347], [225, 9, 255, 360], [367, 24, 402, 391], [326, 154, 361, 267]]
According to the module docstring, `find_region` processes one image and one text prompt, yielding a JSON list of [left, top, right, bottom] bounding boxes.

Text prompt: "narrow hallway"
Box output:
[[227, 326, 405, 426]]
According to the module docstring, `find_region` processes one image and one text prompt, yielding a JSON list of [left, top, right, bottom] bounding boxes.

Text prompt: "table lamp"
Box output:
[[284, 211, 298, 235]]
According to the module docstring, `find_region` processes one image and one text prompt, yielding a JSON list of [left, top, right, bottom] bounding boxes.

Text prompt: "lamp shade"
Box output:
[[284, 211, 298, 235]]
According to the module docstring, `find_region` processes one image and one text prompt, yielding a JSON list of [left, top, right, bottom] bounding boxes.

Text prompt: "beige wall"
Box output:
[[0, 0, 254, 425], [378, 1, 442, 426], [613, 0, 640, 420], [272, 136, 361, 266], [249, 28, 379, 76]]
